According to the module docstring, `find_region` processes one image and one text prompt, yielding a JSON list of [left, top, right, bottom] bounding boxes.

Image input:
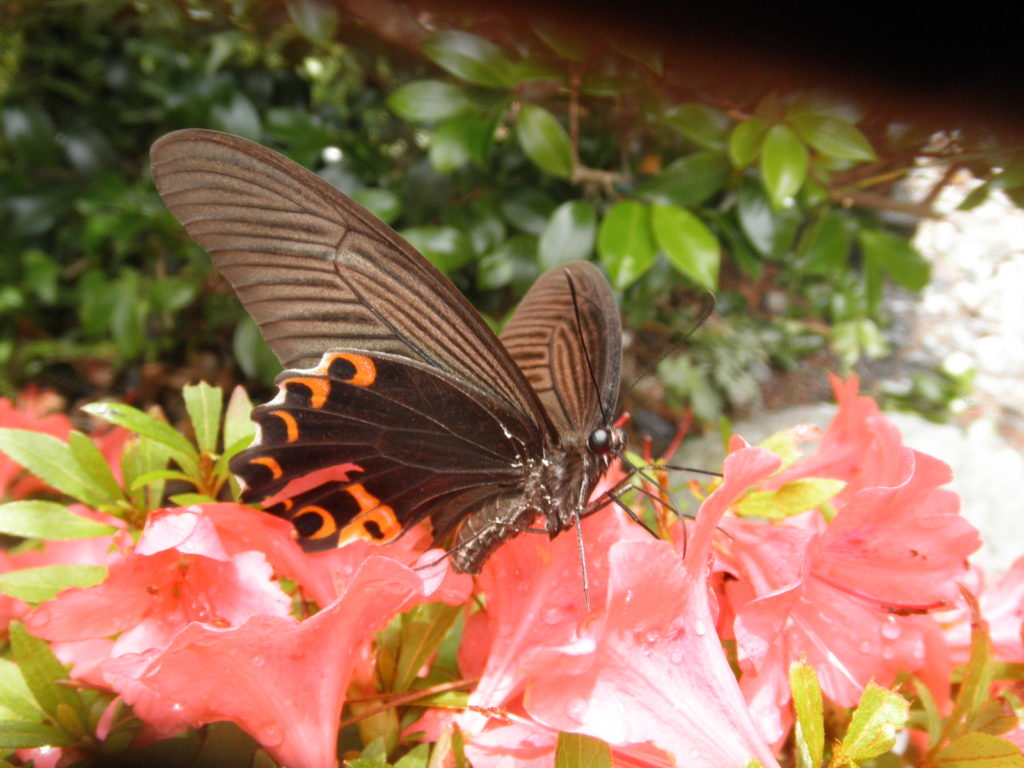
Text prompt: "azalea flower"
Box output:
[[943, 556, 1024, 665], [719, 376, 981, 742], [459, 442, 784, 768], [25, 503, 471, 766]]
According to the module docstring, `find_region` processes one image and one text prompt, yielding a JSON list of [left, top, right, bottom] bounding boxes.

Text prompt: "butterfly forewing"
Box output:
[[500, 261, 621, 441], [150, 129, 552, 434]]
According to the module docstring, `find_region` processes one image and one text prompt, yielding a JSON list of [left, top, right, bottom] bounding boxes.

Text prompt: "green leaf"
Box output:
[[223, 386, 255, 455], [947, 589, 996, 741], [286, 0, 338, 43], [388, 80, 472, 123], [0, 721, 75, 749], [797, 212, 850, 274], [728, 118, 768, 168], [736, 179, 800, 258], [500, 188, 557, 235], [789, 662, 824, 768], [400, 226, 474, 273], [538, 201, 597, 270], [735, 478, 846, 520], [650, 204, 720, 290], [0, 658, 45, 722], [66, 431, 124, 506], [183, 381, 223, 455], [0, 564, 107, 603], [393, 743, 431, 768], [858, 229, 930, 292], [215, 435, 255, 481], [760, 124, 809, 207], [392, 603, 463, 693], [478, 235, 538, 292], [790, 113, 876, 161], [666, 104, 730, 150], [516, 105, 573, 180], [0, 429, 104, 507], [533, 22, 589, 61], [429, 111, 494, 174], [838, 683, 909, 762], [81, 402, 199, 478], [233, 316, 282, 383], [0, 500, 116, 540], [636, 151, 730, 208], [933, 732, 1024, 767], [169, 493, 218, 506], [555, 732, 612, 768], [422, 31, 513, 88], [597, 201, 656, 290], [8, 622, 90, 730], [351, 189, 402, 225], [121, 435, 173, 513]]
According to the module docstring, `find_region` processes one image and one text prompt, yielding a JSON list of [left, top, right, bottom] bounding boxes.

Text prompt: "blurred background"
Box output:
[[2, 1, 1022, 560]]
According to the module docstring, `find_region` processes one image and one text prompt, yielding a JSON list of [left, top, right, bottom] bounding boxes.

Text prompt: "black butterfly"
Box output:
[[151, 129, 630, 579]]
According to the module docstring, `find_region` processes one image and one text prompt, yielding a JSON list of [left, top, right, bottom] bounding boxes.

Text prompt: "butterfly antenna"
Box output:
[[565, 270, 610, 426], [624, 291, 716, 399]]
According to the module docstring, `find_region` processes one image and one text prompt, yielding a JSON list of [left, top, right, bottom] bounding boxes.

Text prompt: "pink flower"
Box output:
[[720, 376, 980, 741], [943, 556, 1024, 665], [103, 553, 470, 768], [25, 502, 471, 766], [27, 505, 293, 684], [461, 443, 784, 768]]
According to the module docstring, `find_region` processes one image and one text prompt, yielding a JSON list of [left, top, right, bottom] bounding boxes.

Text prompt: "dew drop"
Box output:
[[693, 620, 706, 637], [261, 722, 284, 746], [881, 646, 895, 660], [624, 589, 634, 604], [564, 697, 587, 724], [669, 648, 685, 665], [859, 640, 872, 653], [252, 654, 266, 668], [880, 620, 901, 639], [171, 702, 184, 712], [543, 606, 562, 625]]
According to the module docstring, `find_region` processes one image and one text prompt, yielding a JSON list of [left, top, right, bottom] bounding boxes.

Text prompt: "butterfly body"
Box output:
[[151, 129, 623, 574]]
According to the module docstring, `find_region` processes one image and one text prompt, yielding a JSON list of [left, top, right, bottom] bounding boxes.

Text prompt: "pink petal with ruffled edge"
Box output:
[[102, 554, 470, 768]]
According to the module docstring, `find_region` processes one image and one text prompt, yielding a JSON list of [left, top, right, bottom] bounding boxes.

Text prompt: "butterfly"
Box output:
[[151, 128, 631, 579]]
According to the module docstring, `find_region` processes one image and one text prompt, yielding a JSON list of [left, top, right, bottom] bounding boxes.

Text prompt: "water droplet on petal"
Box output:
[[543, 606, 562, 624], [859, 640, 872, 653], [564, 697, 587, 724], [261, 722, 284, 746], [252, 654, 266, 668], [881, 620, 900, 639], [693, 620, 706, 637]]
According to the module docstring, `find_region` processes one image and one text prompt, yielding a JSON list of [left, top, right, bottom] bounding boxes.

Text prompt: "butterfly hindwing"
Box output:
[[231, 349, 542, 551], [500, 261, 621, 441]]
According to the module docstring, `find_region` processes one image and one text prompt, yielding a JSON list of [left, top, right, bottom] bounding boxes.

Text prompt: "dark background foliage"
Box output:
[[1, 0, 1020, 438]]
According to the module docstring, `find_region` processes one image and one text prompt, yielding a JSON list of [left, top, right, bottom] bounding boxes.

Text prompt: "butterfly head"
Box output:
[[587, 425, 625, 457]]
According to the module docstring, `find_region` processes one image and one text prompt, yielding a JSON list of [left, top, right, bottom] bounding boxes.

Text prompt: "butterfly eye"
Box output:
[[587, 428, 614, 455]]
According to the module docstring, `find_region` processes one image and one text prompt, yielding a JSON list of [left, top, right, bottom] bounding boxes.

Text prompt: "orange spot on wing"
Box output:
[[296, 505, 337, 539], [270, 410, 299, 442], [285, 377, 331, 409], [324, 352, 377, 387], [337, 482, 402, 544], [250, 456, 283, 479]]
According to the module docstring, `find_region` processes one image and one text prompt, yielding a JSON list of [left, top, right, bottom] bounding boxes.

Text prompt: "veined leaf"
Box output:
[[0, 500, 116, 540], [0, 564, 107, 603], [598, 201, 656, 290], [516, 105, 573, 179], [0, 429, 105, 508], [183, 381, 223, 455]]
